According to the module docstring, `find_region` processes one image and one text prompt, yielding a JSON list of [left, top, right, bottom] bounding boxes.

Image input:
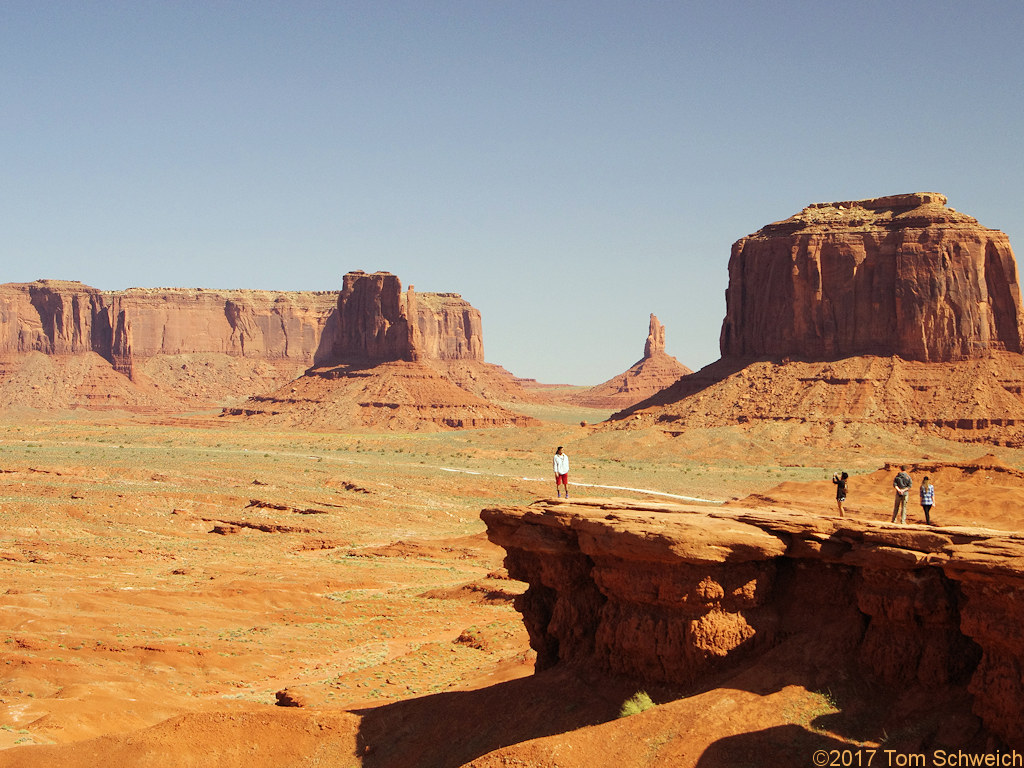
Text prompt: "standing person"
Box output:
[[553, 446, 570, 498], [832, 471, 848, 517], [920, 476, 935, 525], [892, 466, 912, 524]]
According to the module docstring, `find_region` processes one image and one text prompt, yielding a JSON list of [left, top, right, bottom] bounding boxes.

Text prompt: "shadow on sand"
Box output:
[[353, 666, 639, 768]]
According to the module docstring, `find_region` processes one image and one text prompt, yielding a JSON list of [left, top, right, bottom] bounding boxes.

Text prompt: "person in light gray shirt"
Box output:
[[553, 446, 569, 498]]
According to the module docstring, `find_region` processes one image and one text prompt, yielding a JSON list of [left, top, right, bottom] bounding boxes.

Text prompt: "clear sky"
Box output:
[[3, 1, 1022, 385]]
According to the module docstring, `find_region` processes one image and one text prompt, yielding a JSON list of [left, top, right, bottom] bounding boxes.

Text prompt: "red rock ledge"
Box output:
[[481, 498, 1024, 747]]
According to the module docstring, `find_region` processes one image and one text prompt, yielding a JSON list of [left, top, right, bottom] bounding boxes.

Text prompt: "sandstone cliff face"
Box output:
[[415, 292, 484, 362], [325, 273, 486, 365], [0, 280, 337, 366], [483, 498, 1024, 748], [0, 281, 109, 358], [569, 314, 692, 409], [720, 193, 1024, 362], [330, 272, 415, 363]]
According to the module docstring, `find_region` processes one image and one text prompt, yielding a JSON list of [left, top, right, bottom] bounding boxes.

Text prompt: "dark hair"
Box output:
[[841, 472, 848, 480], [556, 446, 563, 452]]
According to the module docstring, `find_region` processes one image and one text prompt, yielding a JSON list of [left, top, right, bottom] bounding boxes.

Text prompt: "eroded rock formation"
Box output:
[[568, 314, 692, 409], [224, 271, 537, 430], [0, 280, 336, 365], [0, 273, 502, 414], [482, 497, 1024, 747], [610, 195, 1024, 444], [330, 271, 416, 363], [720, 193, 1024, 362], [644, 313, 666, 358], [324, 272, 486, 365]]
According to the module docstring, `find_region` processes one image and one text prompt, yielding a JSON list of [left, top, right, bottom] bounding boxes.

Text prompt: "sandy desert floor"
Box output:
[[1, 408, 1022, 767]]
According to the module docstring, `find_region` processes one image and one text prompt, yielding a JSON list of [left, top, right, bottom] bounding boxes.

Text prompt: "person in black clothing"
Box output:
[[832, 471, 848, 517]]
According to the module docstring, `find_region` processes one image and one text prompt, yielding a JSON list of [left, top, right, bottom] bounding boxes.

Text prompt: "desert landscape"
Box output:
[[3, 193, 1024, 767]]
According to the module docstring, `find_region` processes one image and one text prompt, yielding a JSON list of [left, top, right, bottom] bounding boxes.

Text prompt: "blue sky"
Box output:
[[3, 1, 1022, 385]]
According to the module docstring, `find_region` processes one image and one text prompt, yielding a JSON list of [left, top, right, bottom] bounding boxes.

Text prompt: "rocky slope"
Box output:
[[482, 496, 1024, 749], [612, 352, 1024, 443], [568, 315, 692, 409]]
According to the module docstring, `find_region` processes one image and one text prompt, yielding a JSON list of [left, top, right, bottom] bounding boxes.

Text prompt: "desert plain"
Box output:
[[1, 402, 1022, 768], [4, 194, 1024, 765]]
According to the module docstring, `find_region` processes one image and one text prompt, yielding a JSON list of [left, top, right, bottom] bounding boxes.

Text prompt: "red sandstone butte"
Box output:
[[569, 314, 692, 409], [326, 271, 486, 365], [225, 271, 538, 430], [720, 193, 1024, 362], [609, 194, 1024, 445]]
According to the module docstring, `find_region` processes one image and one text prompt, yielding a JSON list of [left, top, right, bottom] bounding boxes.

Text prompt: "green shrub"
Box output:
[[618, 690, 655, 717]]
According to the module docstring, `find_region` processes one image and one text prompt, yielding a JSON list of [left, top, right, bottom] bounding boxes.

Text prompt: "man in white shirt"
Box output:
[[553, 446, 570, 498]]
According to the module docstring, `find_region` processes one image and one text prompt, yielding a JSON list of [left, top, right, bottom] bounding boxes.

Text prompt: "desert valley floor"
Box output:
[[1, 401, 1023, 767]]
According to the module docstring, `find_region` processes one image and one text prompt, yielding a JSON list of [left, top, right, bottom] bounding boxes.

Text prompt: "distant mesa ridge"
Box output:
[[0, 273, 486, 374], [0, 272, 517, 424]]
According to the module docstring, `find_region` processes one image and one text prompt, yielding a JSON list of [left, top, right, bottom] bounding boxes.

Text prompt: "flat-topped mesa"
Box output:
[[326, 271, 485, 365], [720, 193, 1024, 362], [0, 280, 336, 367], [0, 274, 493, 412]]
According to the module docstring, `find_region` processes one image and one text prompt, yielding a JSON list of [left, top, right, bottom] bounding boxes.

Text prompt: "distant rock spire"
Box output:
[[644, 313, 666, 358]]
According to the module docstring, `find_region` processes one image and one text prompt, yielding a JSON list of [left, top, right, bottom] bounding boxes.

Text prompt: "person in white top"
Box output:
[[553, 446, 570, 498]]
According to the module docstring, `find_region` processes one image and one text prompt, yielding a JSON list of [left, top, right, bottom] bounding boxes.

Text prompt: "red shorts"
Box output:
[[555, 473, 568, 485]]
